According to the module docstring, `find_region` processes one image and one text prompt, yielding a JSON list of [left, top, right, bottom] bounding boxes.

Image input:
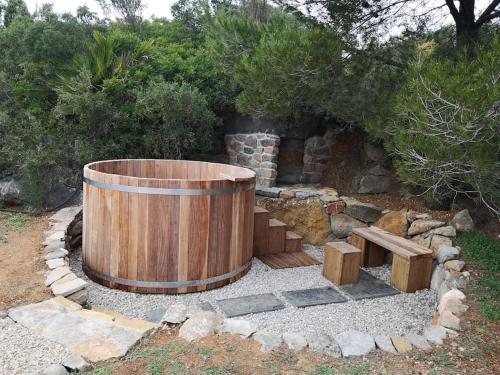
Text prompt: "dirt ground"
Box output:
[[0, 212, 52, 310]]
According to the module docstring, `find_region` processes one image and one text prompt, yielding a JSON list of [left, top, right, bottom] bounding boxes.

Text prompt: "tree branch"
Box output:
[[476, 0, 500, 25], [444, 0, 460, 22]]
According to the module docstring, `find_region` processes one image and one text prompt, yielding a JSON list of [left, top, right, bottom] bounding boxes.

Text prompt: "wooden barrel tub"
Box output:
[[82, 159, 256, 294]]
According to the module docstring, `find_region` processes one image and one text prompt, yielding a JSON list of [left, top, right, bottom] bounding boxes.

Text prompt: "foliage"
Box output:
[[457, 231, 500, 321], [384, 37, 500, 214]]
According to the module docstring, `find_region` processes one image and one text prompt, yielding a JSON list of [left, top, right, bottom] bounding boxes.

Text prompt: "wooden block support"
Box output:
[[285, 231, 302, 253], [323, 242, 361, 286], [391, 254, 433, 293], [253, 206, 270, 256], [351, 233, 386, 267], [268, 219, 287, 255]]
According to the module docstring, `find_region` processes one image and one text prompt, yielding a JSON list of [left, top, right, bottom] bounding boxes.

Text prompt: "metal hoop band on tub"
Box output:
[[83, 262, 251, 289], [83, 177, 255, 196]]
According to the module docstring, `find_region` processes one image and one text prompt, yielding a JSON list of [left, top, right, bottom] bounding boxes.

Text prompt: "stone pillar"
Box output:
[[225, 133, 280, 187], [302, 136, 331, 184]]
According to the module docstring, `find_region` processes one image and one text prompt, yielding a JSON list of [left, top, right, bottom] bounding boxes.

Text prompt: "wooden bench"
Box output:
[[351, 226, 433, 292]]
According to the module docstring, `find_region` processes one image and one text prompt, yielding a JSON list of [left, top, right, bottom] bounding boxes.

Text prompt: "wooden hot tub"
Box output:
[[82, 159, 256, 294]]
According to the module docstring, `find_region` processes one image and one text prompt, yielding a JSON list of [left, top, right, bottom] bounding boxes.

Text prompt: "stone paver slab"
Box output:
[[282, 287, 347, 308], [340, 270, 400, 300], [217, 293, 285, 318]]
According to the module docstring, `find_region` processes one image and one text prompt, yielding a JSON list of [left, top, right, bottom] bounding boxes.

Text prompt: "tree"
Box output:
[[0, 0, 30, 27], [97, 0, 144, 23], [274, 0, 500, 48]]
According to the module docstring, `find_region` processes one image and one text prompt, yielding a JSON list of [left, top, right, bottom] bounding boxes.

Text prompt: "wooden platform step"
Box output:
[[286, 231, 302, 253], [268, 218, 287, 254], [258, 251, 321, 269], [253, 206, 270, 256]]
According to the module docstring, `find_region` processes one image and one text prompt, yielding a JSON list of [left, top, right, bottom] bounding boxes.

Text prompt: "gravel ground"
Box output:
[[0, 317, 70, 375], [71, 245, 437, 337]]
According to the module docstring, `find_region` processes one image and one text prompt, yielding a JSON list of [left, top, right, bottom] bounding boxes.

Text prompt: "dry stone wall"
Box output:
[[225, 133, 280, 187]]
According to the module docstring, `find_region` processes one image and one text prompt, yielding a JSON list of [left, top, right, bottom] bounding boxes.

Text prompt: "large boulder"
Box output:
[[450, 209, 474, 232], [342, 197, 382, 223], [257, 197, 331, 245], [0, 178, 24, 205], [357, 174, 390, 194], [374, 209, 408, 237], [330, 213, 366, 238]]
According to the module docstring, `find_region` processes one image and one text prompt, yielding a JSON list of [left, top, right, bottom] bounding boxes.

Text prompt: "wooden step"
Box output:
[[268, 219, 287, 255], [258, 251, 321, 269], [253, 206, 270, 256], [285, 231, 302, 253]]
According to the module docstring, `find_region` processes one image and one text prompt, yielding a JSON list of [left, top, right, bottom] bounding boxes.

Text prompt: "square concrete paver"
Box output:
[[340, 270, 400, 300], [282, 287, 347, 308], [217, 293, 285, 317]]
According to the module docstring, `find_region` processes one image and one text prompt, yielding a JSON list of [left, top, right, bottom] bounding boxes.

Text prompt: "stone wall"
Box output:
[[225, 133, 280, 187], [302, 135, 332, 184]]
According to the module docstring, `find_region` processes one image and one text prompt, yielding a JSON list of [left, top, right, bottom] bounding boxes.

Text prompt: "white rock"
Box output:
[[66, 289, 88, 305], [0, 310, 7, 319], [438, 297, 469, 317], [374, 335, 398, 354], [438, 310, 461, 331], [440, 288, 466, 303], [450, 210, 474, 232], [253, 331, 282, 352], [44, 249, 69, 261], [408, 220, 445, 236], [335, 330, 375, 357], [404, 333, 431, 351], [162, 303, 187, 324], [431, 226, 456, 237], [430, 235, 453, 252], [282, 332, 307, 350], [45, 267, 72, 287], [219, 318, 257, 338], [62, 353, 89, 371], [44, 241, 66, 252], [51, 278, 87, 297], [430, 265, 446, 290], [437, 282, 452, 301], [444, 260, 465, 272], [46, 258, 66, 270], [423, 325, 447, 345], [40, 364, 68, 375], [178, 311, 221, 342], [436, 246, 460, 264], [306, 332, 341, 357]]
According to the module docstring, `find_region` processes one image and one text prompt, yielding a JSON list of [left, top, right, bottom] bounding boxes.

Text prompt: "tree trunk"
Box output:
[[456, 0, 479, 49]]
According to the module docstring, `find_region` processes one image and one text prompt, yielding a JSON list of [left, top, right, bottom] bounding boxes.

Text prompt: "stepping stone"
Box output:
[[282, 287, 347, 308], [52, 278, 87, 297], [217, 293, 285, 318], [340, 270, 400, 300], [45, 266, 72, 287], [46, 258, 66, 270], [144, 307, 167, 323], [335, 330, 375, 357]]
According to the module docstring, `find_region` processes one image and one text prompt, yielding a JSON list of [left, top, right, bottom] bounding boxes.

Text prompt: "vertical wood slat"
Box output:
[[83, 159, 255, 294]]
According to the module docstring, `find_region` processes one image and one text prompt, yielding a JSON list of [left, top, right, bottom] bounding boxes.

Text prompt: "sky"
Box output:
[[25, 0, 177, 19]]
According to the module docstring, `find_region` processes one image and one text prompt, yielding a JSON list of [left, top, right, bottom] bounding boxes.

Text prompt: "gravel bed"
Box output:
[[70, 245, 437, 338], [0, 317, 70, 375]]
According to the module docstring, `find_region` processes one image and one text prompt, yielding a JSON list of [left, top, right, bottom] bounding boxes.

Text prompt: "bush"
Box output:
[[385, 37, 500, 216]]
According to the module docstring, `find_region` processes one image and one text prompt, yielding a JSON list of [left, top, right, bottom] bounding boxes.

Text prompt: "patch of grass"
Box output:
[[6, 213, 28, 229], [168, 361, 187, 375], [266, 361, 281, 375], [456, 231, 500, 321], [308, 366, 337, 375], [340, 363, 371, 375], [431, 347, 455, 368], [201, 364, 237, 375], [148, 360, 165, 375], [81, 368, 114, 375]]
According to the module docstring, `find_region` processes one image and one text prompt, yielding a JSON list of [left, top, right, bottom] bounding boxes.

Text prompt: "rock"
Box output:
[[416, 213, 432, 220], [404, 333, 431, 351], [368, 165, 390, 176], [335, 330, 375, 357], [326, 200, 346, 215], [306, 332, 341, 357], [253, 331, 282, 353], [423, 325, 448, 345], [40, 364, 68, 375], [430, 235, 453, 252], [178, 311, 221, 342], [438, 310, 461, 330], [444, 260, 465, 272], [450, 210, 474, 232], [62, 353, 89, 372], [51, 273, 77, 289], [282, 332, 307, 350], [440, 288, 466, 304], [49, 206, 82, 224], [342, 197, 382, 223], [364, 143, 385, 163], [162, 303, 188, 324], [186, 302, 215, 317], [320, 194, 340, 203], [0, 178, 24, 205], [408, 220, 445, 236], [66, 289, 88, 305], [446, 273, 467, 289], [279, 191, 295, 199], [431, 226, 457, 237], [51, 278, 87, 297], [391, 336, 412, 354], [45, 241, 66, 253], [411, 235, 431, 248], [46, 258, 66, 270], [144, 307, 167, 323], [44, 249, 69, 261], [255, 187, 281, 198], [357, 174, 390, 194], [219, 318, 257, 338], [257, 197, 331, 245], [436, 246, 460, 264], [430, 265, 446, 291], [0, 310, 7, 319], [330, 213, 366, 238], [374, 209, 408, 237], [437, 282, 451, 301], [439, 296, 469, 317], [45, 266, 72, 287], [374, 335, 398, 354]]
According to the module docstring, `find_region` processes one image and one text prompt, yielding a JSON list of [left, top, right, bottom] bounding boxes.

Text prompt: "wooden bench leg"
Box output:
[[351, 234, 367, 266], [391, 255, 433, 292], [351, 234, 385, 267]]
